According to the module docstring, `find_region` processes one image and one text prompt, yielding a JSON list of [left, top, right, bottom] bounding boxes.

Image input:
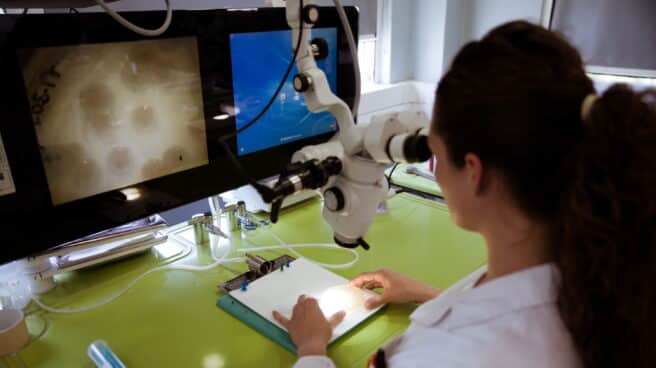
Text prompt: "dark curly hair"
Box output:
[[433, 21, 656, 368]]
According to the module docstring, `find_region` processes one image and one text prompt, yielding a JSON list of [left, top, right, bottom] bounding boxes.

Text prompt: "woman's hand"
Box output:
[[273, 295, 345, 357], [349, 269, 441, 309]]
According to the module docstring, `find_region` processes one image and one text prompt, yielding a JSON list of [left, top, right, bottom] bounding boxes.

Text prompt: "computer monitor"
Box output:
[[0, 7, 358, 264], [231, 27, 339, 156]]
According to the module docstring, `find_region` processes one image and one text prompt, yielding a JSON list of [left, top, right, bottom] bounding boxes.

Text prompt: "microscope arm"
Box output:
[[284, 0, 363, 155], [263, 1, 431, 250]]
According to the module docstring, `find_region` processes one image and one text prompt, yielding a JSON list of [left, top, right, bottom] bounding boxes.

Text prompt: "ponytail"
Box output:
[[557, 84, 656, 368]]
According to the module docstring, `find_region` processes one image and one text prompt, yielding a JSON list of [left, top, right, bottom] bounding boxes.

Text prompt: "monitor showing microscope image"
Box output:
[[230, 28, 338, 156], [18, 37, 209, 205]]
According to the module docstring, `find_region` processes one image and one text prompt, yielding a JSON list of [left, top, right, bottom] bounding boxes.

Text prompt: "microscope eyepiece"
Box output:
[[403, 134, 431, 163], [386, 133, 431, 164]]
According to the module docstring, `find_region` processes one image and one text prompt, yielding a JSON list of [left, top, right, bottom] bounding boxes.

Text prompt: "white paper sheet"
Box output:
[[229, 257, 383, 343]]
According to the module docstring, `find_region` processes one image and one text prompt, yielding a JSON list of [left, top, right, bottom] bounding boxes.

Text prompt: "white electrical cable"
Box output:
[[31, 220, 358, 313], [93, 0, 172, 37], [244, 225, 359, 269], [239, 243, 360, 269], [333, 0, 361, 116]]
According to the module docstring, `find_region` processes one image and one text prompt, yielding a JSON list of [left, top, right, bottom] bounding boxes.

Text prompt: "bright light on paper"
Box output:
[[319, 285, 367, 317]]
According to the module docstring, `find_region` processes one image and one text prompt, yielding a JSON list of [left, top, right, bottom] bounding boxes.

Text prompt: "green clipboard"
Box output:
[[217, 294, 387, 354], [217, 294, 297, 353]]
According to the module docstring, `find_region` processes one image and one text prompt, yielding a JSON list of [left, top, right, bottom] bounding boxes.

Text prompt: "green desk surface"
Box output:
[[18, 193, 485, 368], [387, 163, 443, 197]]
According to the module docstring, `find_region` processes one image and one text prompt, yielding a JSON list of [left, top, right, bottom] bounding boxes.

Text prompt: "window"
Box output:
[[358, 34, 376, 90], [590, 74, 656, 94], [546, 0, 656, 78]]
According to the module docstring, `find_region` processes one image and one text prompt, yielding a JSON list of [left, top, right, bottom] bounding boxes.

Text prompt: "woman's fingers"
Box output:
[[364, 294, 386, 310], [272, 310, 290, 329], [350, 272, 385, 289], [328, 311, 346, 328]]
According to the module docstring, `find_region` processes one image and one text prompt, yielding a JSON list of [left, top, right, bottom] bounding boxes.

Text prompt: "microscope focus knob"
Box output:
[[311, 38, 329, 60], [293, 74, 312, 92], [302, 4, 320, 24], [323, 187, 345, 211]]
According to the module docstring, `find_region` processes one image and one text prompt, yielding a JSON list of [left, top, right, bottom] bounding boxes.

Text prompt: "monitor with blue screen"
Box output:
[[231, 28, 338, 156]]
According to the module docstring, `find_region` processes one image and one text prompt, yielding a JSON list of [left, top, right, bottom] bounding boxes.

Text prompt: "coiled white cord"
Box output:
[[93, 0, 172, 37], [245, 225, 359, 269], [32, 222, 359, 313]]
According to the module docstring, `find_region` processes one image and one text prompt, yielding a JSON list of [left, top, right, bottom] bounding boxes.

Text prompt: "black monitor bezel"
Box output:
[[0, 7, 358, 263]]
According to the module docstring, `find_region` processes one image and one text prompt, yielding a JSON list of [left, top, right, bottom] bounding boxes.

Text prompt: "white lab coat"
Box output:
[[293, 264, 581, 368]]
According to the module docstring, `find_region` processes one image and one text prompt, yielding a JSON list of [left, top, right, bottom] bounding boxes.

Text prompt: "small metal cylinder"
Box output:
[[236, 201, 247, 217], [221, 204, 239, 232], [237, 201, 257, 231], [245, 254, 274, 275], [191, 214, 210, 245]]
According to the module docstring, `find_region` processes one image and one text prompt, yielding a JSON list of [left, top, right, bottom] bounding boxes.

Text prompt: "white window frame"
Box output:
[[358, 34, 377, 91], [373, 0, 391, 85]]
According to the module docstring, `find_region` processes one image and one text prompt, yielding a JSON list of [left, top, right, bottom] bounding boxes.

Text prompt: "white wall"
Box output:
[[466, 0, 544, 40], [383, 0, 449, 84], [384, 0, 415, 82], [440, 0, 469, 78], [406, 0, 545, 84], [370, 0, 545, 119], [411, 0, 447, 84]]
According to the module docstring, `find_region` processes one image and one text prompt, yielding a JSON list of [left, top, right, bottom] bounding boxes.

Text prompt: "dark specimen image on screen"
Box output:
[[231, 28, 338, 156], [19, 37, 209, 205], [0, 133, 16, 197]]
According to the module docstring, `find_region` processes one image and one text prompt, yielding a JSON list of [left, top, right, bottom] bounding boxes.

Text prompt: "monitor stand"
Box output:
[[24, 215, 168, 294]]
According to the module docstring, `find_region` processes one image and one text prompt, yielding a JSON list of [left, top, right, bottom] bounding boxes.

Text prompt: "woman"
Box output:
[[273, 21, 656, 367]]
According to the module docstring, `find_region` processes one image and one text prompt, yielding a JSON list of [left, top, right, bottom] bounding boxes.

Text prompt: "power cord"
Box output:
[[93, 0, 172, 37], [333, 0, 360, 116], [245, 219, 360, 269], [30, 228, 240, 314], [31, 222, 358, 314], [385, 162, 400, 185]]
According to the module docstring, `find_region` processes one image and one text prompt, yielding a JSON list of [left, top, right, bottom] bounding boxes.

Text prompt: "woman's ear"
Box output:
[[464, 152, 485, 194]]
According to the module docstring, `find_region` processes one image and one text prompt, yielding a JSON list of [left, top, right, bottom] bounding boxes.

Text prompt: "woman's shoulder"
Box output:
[[478, 321, 582, 368], [468, 299, 579, 367], [473, 278, 581, 367]]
